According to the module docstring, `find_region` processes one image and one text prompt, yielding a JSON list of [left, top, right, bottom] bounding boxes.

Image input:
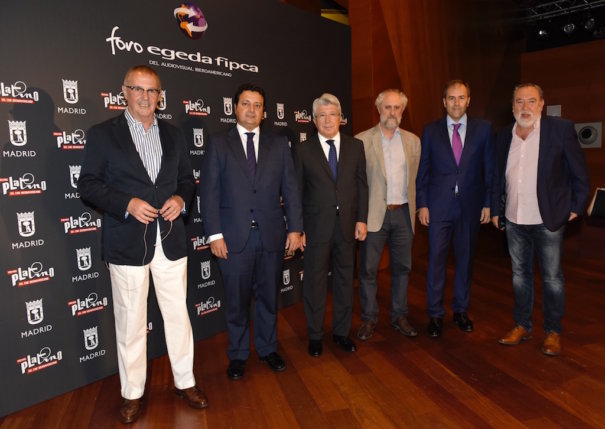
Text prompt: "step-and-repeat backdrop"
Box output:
[[0, 0, 351, 416]]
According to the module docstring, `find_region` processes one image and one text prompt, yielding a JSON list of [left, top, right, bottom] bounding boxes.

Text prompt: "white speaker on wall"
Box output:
[[575, 122, 602, 149]]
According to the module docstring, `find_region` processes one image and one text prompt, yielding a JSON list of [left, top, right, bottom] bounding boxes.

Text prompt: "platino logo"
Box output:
[[294, 110, 312, 123], [61, 212, 102, 234], [54, 129, 86, 150], [174, 3, 208, 39], [8, 121, 27, 146], [196, 297, 221, 316], [8, 261, 55, 287], [1, 173, 46, 196], [26, 298, 44, 325], [183, 99, 210, 116], [68, 292, 109, 317], [83, 326, 99, 350], [17, 347, 63, 375], [223, 97, 232, 115], [17, 211, 35, 237], [76, 247, 92, 271], [0, 81, 39, 104], [62, 79, 79, 104]]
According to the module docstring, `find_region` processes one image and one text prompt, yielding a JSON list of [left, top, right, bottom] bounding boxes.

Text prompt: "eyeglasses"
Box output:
[[123, 85, 162, 97]]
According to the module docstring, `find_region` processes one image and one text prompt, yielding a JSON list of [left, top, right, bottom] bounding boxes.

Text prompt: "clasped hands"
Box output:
[[127, 195, 184, 224]]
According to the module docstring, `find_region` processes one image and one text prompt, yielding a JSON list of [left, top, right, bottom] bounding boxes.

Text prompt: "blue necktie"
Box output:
[[326, 139, 337, 180], [245, 132, 256, 180]]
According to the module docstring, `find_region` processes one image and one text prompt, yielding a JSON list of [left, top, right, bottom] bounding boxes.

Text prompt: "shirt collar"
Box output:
[[236, 123, 260, 137], [318, 132, 340, 145], [447, 114, 467, 129], [124, 107, 157, 129]]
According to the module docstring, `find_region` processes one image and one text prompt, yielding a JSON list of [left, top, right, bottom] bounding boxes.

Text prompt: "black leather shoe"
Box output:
[[333, 335, 357, 352], [308, 340, 323, 357], [428, 318, 443, 338], [453, 312, 474, 332], [259, 352, 286, 372], [227, 359, 246, 380]]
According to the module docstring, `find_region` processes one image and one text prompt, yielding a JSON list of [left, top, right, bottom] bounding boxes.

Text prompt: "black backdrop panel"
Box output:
[[0, 0, 351, 416]]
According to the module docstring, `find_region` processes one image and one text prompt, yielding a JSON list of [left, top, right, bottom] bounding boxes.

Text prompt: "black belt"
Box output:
[[251, 221, 259, 228]]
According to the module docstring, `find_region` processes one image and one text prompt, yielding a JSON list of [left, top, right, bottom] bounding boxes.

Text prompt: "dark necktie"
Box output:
[[452, 123, 463, 165], [326, 139, 337, 180], [245, 132, 256, 180]]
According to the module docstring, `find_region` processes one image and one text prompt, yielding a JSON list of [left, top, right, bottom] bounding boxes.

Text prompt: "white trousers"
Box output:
[[109, 227, 195, 399]]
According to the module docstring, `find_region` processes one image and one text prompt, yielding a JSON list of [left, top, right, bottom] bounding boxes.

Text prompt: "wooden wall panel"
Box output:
[[350, 0, 523, 136]]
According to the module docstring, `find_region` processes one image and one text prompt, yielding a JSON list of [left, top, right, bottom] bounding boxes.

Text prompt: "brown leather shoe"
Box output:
[[392, 316, 418, 337], [175, 385, 209, 409], [119, 398, 142, 424], [542, 331, 561, 356], [498, 325, 532, 345], [357, 320, 376, 341]]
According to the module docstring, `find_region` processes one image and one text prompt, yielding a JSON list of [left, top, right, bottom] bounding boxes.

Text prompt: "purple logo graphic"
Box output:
[[174, 3, 208, 39]]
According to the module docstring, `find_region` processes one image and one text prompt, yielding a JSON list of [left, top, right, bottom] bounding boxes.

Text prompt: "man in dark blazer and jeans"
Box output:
[[492, 83, 589, 356], [78, 65, 206, 424], [293, 93, 368, 357]]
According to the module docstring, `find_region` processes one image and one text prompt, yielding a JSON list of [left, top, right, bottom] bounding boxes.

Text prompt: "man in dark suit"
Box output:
[[200, 83, 302, 380], [78, 65, 207, 424], [491, 83, 589, 356], [417, 80, 494, 338], [293, 93, 369, 357]]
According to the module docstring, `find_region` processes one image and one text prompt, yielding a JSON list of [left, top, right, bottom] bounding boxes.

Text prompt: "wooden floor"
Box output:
[[2, 228, 604, 428]]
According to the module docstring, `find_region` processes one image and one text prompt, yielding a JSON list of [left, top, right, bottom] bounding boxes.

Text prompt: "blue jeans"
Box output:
[[505, 219, 565, 333]]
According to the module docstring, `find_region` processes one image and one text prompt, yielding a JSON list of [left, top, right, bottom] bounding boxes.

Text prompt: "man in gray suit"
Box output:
[[356, 89, 421, 341]]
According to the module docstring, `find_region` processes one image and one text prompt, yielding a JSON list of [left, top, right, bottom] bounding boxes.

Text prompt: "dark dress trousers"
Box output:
[[416, 117, 494, 318], [200, 127, 302, 360], [293, 133, 368, 340]]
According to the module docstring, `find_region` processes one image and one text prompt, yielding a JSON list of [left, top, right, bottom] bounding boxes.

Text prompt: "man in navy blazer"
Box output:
[[417, 80, 494, 338], [78, 65, 206, 424], [200, 83, 302, 380], [491, 83, 589, 356]]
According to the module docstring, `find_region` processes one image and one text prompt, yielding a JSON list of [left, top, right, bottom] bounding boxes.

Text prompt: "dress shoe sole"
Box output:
[[119, 401, 142, 424], [175, 389, 209, 409], [498, 335, 532, 346], [392, 324, 418, 337], [541, 347, 561, 356]]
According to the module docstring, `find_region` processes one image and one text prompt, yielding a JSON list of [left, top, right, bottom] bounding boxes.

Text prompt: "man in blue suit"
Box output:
[[492, 83, 589, 356], [417, 80, 494, 338], [200, 83, 303, 379]]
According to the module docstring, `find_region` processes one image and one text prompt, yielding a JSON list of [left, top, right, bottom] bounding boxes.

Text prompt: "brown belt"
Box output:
[[386, 204, 404, 211]]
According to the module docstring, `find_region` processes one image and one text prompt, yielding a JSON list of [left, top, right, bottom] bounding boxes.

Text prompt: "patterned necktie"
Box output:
[[326, 139, 337, 180], [245, 132, 256, 180], [452, 123, 463, 166]]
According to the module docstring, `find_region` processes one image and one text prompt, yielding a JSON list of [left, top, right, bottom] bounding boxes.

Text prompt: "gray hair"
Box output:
[[312, 93, 341, 117], [513, 83, 544, 101], [375, 89, 408, 109]]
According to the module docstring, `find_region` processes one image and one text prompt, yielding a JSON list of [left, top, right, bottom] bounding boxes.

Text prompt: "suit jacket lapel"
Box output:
[[371, 127, 386, 179], [537, 115, 549, 178], [113, 115, 152, 183], [438, 118, 456, 165], [256, 132, 270, 185], [227, 127, 253, 184], [311, 135, 335, 183], [459, 118, 475, 168]]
